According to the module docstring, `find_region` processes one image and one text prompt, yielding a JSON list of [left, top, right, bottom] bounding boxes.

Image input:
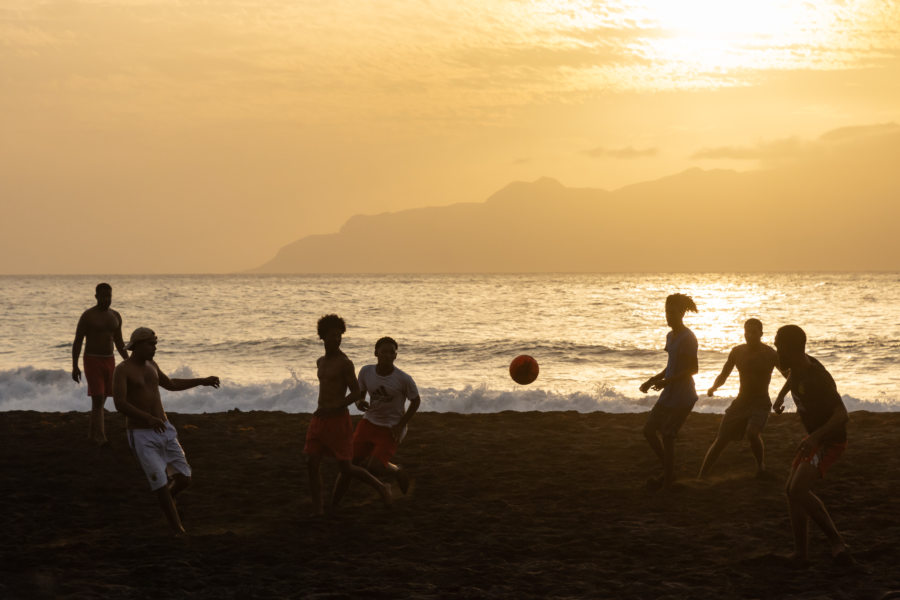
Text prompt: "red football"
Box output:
[[509, 355, 539, 385]]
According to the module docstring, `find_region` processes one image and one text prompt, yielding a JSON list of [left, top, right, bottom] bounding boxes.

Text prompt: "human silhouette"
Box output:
[[640, 293, 699, 491], [699, 319, 786, 478], [71, 283, 129, 446], [773, 324, 851, 567], [113, 327, 219, 535], [332, 336, 421, 507], [304, 315, 391, 515]]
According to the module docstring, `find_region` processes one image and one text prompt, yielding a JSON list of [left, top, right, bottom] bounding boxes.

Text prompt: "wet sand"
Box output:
[[2, 410, 899, 599]]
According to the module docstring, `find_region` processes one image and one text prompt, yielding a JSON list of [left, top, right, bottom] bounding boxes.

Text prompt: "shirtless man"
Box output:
[[113, 327, 219, 535], [304, 314, 391, 515], [72, 283, 129, 446], [699, 319, 785, 478]]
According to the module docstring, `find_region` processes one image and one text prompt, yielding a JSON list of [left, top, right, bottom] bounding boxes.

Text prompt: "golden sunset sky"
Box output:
[[2, 1, 899, 273]]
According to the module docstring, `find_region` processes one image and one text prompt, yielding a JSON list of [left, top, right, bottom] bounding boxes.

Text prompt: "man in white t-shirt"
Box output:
[[333, 336, 421, 506]]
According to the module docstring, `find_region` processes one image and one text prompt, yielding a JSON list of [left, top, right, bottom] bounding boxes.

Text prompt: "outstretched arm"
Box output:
[[158, 367, 220, 392], [708, 351, 736, 396]]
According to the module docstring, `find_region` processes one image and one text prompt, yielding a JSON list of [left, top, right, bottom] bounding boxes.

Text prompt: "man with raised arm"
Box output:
[[773, 324, 850, 567], [72, 282, 129, 446], [699, 318, 785, 478], [113, 327, 219, 535]]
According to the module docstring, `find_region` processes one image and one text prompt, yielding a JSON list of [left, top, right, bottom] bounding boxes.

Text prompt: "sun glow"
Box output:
[[635, 0, 836, 73]]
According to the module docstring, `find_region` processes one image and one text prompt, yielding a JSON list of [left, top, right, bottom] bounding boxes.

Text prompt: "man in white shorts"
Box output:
[[332, 336, 421, 507], [113, 327, 219, 535]]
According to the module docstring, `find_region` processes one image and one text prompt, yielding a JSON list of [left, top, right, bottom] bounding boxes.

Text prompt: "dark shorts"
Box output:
[[352, 418, 398, 466], [718, 401, 769, 442], [645, 402, 693, 438], [304, 410, 353, 461], [84, 355, 115, 398]]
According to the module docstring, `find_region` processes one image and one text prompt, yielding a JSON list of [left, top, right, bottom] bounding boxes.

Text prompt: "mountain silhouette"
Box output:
[[251, 126, 900, 272]]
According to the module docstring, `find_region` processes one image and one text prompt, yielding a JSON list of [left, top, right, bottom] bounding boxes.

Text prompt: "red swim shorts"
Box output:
[[84, 355, 115, 398], [304, 410, 353, 461], [792, 438, 847, 478], [352, 418, 398, 466]]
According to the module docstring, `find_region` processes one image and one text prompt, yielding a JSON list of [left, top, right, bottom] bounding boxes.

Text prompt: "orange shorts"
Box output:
[[792, 438, 846, 478], [304, 410, 353, 461], [352, 418, 398, 466], [84, 355, 115, 398]]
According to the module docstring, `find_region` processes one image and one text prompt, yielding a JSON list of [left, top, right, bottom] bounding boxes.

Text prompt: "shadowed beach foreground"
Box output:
[[3, 410, 899, 599]]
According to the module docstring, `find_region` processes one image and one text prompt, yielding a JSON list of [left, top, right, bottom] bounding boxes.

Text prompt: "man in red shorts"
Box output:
[[333, 336, 421, 507], [71, 283, 129, 446], [305, 314, 391, 515], [774, 324, 851, 567]]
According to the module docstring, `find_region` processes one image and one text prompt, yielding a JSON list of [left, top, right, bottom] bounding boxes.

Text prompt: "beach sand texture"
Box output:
[[3, 410, 899, 599]]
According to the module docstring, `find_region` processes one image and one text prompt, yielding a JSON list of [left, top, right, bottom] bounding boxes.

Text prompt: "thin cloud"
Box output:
[[692, 137, 807, 160], [583, 146, 658, 159], [819, 122, 899, 142]]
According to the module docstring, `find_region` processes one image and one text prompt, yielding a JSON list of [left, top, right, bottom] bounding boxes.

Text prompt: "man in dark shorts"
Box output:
[[699, 319, 785, 478], [773, 324, 850, 567], [72, 282, 129, 446], [640, 293, 699, 491], [304, 315, 391, 515]]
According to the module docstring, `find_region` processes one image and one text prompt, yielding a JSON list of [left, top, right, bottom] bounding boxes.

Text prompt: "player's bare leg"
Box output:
[[307, 455, 325, 516], [156, 485, 186, 535], [169, 473, 191, 498], [698, 436, 729, 479], [643, 424, 665, 463], [662, 435, 676, 489], [337, 460, 392, 508], [747, 427, 766, 476], [89, 396, 108, 446], [786, 462, 848, 563]]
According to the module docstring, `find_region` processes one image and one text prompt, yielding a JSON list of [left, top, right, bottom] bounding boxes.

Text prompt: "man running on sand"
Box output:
[[332, 336, 421, 507], [773, 324, 851, 568], [72, 282, 129, 446], [640, 293, 699, 491], [113, 327, 219, 535], [305, 315, 391, 515], [699, 318, 786, 478]]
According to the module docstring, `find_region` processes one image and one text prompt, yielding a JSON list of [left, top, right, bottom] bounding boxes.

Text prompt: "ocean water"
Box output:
[[1, 273, 898, 414]]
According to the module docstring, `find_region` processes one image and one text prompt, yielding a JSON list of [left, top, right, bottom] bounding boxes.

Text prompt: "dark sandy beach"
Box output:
[[2, 410, 899, 599]]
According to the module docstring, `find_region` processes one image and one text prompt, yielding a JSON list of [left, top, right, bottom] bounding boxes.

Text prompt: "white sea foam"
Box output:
[[1, 366, 893, 415]]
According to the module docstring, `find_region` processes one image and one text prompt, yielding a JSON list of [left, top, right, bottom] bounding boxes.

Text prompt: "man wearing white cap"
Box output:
[[113, 327, 220, 535]]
